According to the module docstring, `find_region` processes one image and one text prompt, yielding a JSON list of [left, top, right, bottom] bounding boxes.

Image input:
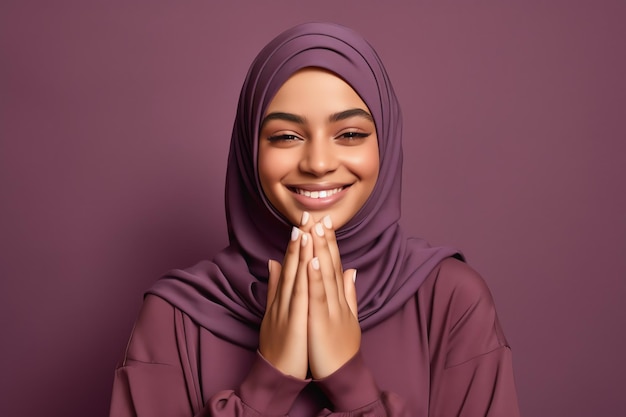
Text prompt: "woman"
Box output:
[[110, 22, 520, 416]]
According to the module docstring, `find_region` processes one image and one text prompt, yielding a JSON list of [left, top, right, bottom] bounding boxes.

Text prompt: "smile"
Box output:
[[294, 187, 344, 199]]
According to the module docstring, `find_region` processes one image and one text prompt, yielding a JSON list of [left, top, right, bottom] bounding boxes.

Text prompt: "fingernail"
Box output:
[[352, 270, 357, 283], [322, 215, 332, 229], [301, 211, 310, 226], [312, 257, 320, 270], [314, 223, 324, 237], [291, 227, 300, 241], [301, 233, 309, 247]]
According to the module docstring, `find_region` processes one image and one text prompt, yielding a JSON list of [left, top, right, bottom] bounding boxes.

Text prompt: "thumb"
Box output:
[[266, 259, 282, 308], [343, 269, 358, 317]]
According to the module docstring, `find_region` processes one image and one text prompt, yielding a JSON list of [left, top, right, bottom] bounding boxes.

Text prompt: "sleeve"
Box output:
[[312, 351, 410, 416], [426, 258, 521, 417], [109, 295, 308, 417], [313, 258, 521, 417], [431, 345, 519, 417]]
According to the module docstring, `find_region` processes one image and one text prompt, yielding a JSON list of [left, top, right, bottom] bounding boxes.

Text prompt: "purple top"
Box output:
[[111, 259, 520, 416], [148, 22, 461, 349]]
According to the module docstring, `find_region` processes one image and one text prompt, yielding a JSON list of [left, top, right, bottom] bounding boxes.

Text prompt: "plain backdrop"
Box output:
[[1, 1, 624, 416]]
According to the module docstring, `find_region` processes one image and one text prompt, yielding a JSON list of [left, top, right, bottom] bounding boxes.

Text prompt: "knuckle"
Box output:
[[292, 283, 307, 298], [309, 289, 327, 304]]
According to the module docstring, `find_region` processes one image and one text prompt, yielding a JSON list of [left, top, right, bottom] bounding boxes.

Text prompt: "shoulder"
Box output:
[[421, 257, 494, 309], [120, 295, 182, 366], [418, 257, 509, 365]]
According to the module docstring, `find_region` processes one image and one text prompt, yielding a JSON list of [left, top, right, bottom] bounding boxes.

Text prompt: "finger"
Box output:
[[312, 222, 340, 307], [343, 269, 358, 317], [266, 259, 282, 308], [299, 211, 313, 234], [290, 232, 311, 315], [321, 215, 343, 277], [276, 227, 303, 310], [307, 256, 327, 315]]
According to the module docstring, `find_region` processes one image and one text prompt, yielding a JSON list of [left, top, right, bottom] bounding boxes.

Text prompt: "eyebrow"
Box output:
[[328, 108, 374, 123], [261, 108, 373, 128], [261, 112, 306, 128]]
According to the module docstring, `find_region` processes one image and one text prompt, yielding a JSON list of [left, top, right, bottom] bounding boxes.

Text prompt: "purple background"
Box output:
[[1, 1, 624, 416]]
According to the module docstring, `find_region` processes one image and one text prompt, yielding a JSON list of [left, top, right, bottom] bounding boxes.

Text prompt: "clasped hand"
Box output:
[[259, 212, 360, 380]]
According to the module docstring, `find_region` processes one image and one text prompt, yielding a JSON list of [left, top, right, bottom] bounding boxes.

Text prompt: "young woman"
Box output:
[[110, 22, 520, 416]]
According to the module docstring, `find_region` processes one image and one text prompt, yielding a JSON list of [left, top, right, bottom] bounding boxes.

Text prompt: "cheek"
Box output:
[[350, 142, 380, 184], [258, 148, 288, 194], [257, 149, 274, 194], [364, 152, 380, 183]]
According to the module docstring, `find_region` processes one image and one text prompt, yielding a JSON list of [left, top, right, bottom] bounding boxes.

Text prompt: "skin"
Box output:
[[258, 68, 379, 230], [258, 68, 379, 380]]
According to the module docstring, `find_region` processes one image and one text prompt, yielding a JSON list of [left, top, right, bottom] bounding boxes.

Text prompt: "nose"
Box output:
[[298, 137, 338, 177]]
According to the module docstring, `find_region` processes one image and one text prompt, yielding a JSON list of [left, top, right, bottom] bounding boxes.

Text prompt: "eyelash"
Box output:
[[266, 131, 371, 143], [338, 131, 371, 140], [267, 134, 301, 143]]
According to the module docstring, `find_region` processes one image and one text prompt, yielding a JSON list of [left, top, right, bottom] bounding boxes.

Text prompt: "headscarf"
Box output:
[[148, 22, 462, 349]]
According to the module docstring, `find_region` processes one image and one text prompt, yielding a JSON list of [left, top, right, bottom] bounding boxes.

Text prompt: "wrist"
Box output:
[[238, 351, 309, 415], [314, 350, 380, 411]]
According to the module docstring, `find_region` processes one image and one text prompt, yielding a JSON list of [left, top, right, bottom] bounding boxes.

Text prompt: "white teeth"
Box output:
[[297, 187, 343, 199]]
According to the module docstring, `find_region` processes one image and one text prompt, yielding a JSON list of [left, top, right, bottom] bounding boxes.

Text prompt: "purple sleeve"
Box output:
[[313, 352, 410, 416], [311, 258, 520, 417], [109, 296, 307, 417], [432, 345, 520, 417], [426, 258, 521, 417], [230, 352, 309, 415]]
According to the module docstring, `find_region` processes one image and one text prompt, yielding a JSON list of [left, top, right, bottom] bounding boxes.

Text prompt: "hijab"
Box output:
[[148, 22, 462, 349]]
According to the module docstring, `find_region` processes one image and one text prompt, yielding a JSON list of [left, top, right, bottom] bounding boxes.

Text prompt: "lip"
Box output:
[[287, 183, 351, 210]]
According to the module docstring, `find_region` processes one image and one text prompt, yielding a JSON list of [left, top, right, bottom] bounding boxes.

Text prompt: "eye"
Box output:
[[267, 134, 302, 143], [336, 131, 372, 143], [341, 131, 370, 139]]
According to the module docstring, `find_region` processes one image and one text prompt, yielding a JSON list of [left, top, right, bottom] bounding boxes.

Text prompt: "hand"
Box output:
[[306, 216, 360, 379], [259, 226, 311, 379]]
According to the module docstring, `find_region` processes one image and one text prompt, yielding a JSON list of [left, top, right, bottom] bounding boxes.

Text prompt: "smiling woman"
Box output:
[[259, 68, 379, 229], [109, 22, 521, 417]]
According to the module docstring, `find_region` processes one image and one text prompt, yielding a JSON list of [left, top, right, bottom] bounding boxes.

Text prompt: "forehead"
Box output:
[[265, 67, 370, 115]]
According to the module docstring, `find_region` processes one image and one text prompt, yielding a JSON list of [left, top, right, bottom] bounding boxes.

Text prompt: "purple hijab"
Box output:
[[148, 22, 461, 348]]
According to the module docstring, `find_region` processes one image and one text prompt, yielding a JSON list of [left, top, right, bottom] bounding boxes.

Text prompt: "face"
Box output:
[[258, 68, 379, 229]]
